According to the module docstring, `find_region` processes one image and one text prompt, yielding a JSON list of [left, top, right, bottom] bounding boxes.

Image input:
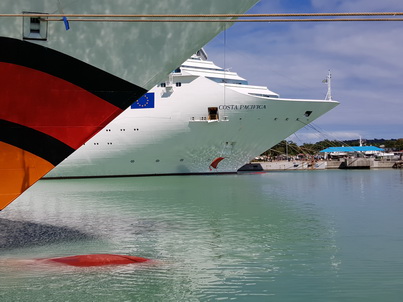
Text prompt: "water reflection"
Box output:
[[1, 171, 402, 301]]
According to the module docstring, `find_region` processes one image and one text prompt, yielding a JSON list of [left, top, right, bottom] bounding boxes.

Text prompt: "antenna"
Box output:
[[323, 70, 332, 100]]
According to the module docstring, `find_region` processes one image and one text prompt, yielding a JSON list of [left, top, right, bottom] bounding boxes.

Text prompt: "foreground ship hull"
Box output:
[[47, 54, 339, 178], [0, 0, 258, 209]]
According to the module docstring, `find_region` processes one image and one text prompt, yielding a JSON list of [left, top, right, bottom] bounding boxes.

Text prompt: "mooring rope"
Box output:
[[42, 18, 403, 23], [1, 12, 403, 22], [2, 12, 403, 18]]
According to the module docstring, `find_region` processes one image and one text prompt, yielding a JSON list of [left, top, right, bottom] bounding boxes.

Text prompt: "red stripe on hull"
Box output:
[[209, 157, 225, 170], [0, 63, 123, 149]]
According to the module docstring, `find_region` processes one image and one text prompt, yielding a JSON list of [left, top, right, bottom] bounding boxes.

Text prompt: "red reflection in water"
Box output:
[[41, 254, 150, 267]]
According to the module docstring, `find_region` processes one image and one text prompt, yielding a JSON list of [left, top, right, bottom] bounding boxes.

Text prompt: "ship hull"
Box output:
[[47, 76, 339, 178], [0, 0, 257, 90], [0, 0, 258, 209]]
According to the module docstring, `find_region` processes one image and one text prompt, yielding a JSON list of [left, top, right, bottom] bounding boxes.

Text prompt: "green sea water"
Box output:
[[1, 169, 402, 301]]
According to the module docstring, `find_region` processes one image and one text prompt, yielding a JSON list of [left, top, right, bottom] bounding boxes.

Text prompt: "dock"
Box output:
[[244, 158, 398, 171], [243, 160, 327, 171]]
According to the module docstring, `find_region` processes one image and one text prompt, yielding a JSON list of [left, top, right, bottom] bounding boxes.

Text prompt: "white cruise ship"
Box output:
[[0, 0, 258, 209], [46, 49, 339, 178]]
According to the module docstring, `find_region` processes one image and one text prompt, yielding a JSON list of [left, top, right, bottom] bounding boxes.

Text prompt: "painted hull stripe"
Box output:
[[0, 119, 73, 166], [0, 62, 124, 149], [0, 142, 55, 210], [0, 37, 147, 209], [0, 37, 147, 109]]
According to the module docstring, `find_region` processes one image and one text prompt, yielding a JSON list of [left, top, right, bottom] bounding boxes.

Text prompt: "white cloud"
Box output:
[[204, 0, 403, 140]]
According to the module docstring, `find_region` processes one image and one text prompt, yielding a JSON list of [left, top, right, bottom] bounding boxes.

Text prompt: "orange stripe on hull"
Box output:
[[0, 142, 54, 210]]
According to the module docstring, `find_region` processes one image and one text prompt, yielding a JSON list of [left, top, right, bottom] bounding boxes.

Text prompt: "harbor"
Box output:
[[1, 170, 403, 301], [1, 1, 403, 301], [246, 158, 401, 171], [246, 139, 403, 171]]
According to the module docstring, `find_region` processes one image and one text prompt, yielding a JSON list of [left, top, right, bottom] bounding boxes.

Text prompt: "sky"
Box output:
[[204, 0, 403, 144]]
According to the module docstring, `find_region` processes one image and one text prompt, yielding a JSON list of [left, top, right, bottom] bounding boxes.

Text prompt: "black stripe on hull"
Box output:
[[0, 37, 147, 109], [0, 119, 74, 166]]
